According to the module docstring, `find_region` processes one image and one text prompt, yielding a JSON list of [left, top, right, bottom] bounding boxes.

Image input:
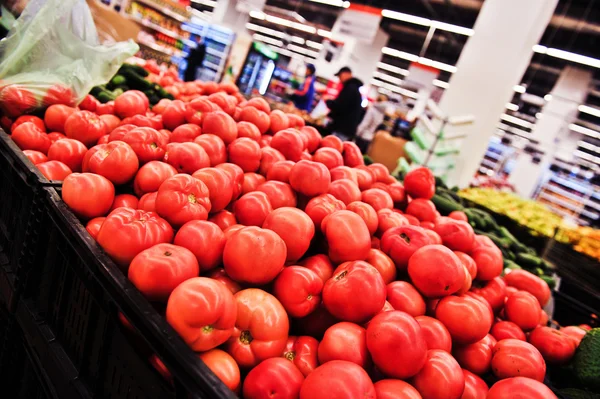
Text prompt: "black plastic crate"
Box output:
[[14, 187, 235, 398], [552, 290, 599, 328]]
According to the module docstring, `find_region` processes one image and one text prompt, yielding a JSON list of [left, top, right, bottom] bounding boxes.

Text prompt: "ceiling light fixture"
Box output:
[[250, 12, 318, 34], [544, 94, 553, 102], [252, 33, 284, 48], [579, 104, 600, 118], [306, 40, 323, 50], [246, 23, 307, 44], [287, 44, 320, 58], [382, 47, 457, 73], [501, 113, 533, 129], [191, 0, 216, 6], [309, 0, 350, 8], [533, 45, 600, 69], [513, 85, 526, 93], [370, 79, 418, 99], [505, 103, 519, 112], [432, 79, 449, 89], [381, 9, 473, 36], [569, 123, 600, 139], [373, 71, 403, 86], [377, 62, 409, 76]]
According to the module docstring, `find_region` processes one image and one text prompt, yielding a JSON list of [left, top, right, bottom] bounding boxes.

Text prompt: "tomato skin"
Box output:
[[226, 289, 289, 368], [504, 269, 551, 306], [166, 277, 236, 351], [289, 160, 331, 197], [11, 122, 52, 153], [24, 150, 48, 165], [198, 349, 241, 393], [411, 349, 464, 399], [471, 277, 506, 313], [99, 115, 120, 132], [322, 210, 371, 264], [133, 161, 177, 196], [63, 173, 114, 219], [37, 160, 72, 181], [174, 220, 226, 272], [207, 268, 242, 295], [163, 142, 210, 174], [408, 245, 465, 298], [330, 166, 357, 183], [561, 326, 587, 346], [243, 357, 304, 399], [240, 172, 263, 194], [313, 147, 343, 170], [491, 321, 526, 341], [263, 207, 314, 262], [271, 128, 305, 162], [433, 219, 474, 252], [471, 246, 503, 281], [380, 225, 430, 271], [114, 91, 148, 118], [225, 137, 260, 172], [346, 201, 378, 235], [223, 226, 286, 285], [83, 141, 139, 185], [318, 322, 370, 368], [237, 120, 261, 141], [110, 194, 139, 211], [386, 281, 426, 317], [281, 336, 318, 378], [377, 209, 409, 236], [193, 134, 227, 166], [86, 217, 105, 240], [454, 252, 477, 279], [304, 194, 346, 229], [13, 115, 46, 133], [192, 168, 233, 213], [453, 335, 494, 375], [461, 369, 488, 399], [120, 127, 166, 164], [128, 243, 199, 301], [491, 339, 546, 382], [232, 191, 272, 226], [1, 85, 37, 117], [300, 255, 335, 283], [258, 147, 284, 176], [374, 380, 421, 399], [239, 106, 270, 134], [415, 315, 452, 352], [448, 211, 468, 222], [216, 163, 244, 200], [488, 377, 557, 399], [404, 167, 435, 199], [355, 168, 374, 191], [257, 181, 297, 209], [267, 160, 295, 183], [47, 132, 67, 144], [504, 291, 542, 331], [64, 110, 107, 147], [320, 135, 343, 152], [435, 295, 493, 345], [528, 326, 576, 365], [366, 249, 396, 284], [299, 360, 376, 399], [96, 207, 173, 267], [155, 174, 211, 227], [299, 126, 321, 153], [361, 188, 393, 211], [78, 94, 98, 112], [209, 210, 237, 231], [273, 266, 322, 318], [326, 179, 360, 206]]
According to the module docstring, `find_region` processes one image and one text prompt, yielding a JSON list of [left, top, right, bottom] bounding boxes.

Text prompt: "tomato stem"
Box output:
[[335, 270, 348, 281], [188, 194, 197, 204], [284, 351, 296, 361], [240, 330, 253, 344], [202, 325, 214, 333], [399, 233, 411, 244]]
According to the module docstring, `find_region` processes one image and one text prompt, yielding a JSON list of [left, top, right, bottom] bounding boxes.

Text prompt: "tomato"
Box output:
[[78, 94, 99, 112], [471, 276, 506, 312], [240, 173, 264, 194], [46, 133, 66, 144], [268, 109, 289, 133], [236, 121, 261, 142], [528, 326, 576, 365], [300, 255, 335, 283], [128, 243, 199, 301], [433, 219, 474, 252], [223, 226, 286, 285], [208, 93, 235, 115], [380, 226, 429, 270], [263, 207, 313, 262], [405, 199, 436, 223], [245, 97, 270, 113], [304, 194, 345, 230], [207, 268, 241, 295], [166, 277, 236, 351], [491, 339, 546, 381], [110, 194, 139, 211], [388, 182, 408, 209], [243, 357, 304, 399], [198, 349, 241, 393], [154, 174, 210, 226], [240, 107, 270, 135], [539, 309, 549, 327], [259, 148, 285, 176], [119, 127, 166, 163], [330, 166, 357, 183], [374, 380, 421, 399], [216, 163, 244, 200], [97, 102, 116, 117], [232, 191, 272, 226], [318, 322, 370, 368], [23, 150, 48, 165], [37, 160, 72, 181], [62, 173, 114, 219], [270, 129, 304, 162], [41, 84, 74, 106], [282, 336, 318, 377], [272, 266, 321, 318], [194, 134, 227, 166], [491, 321, 526, 341], [449, 211, 468, 222], [327, 179, 361, 206], [184, 97, 217, 124], [172, 221, 225, 272], [162, 100, 187, 130], [386, 281, 426, 317], [435, 295, 492, 345], [365, 248, 396, 284], [287, 113, 305, 129], [163, 142, 210, 174], [11, 122, 51, 153], [408, 245, 465, 297], [453, 335, 494, 375], [299, 126, 321, 153], [226, 289, 289, 368], [0, 85, 36, 117], [82, 141, 139, 185], [404, 167, 435, 199], [377, 209, 409, 236], [415, 315, 452, 352], [13, 115, 46, 132], [198, 111, 237, 144], [320, 135, 343, 152], [225, 137, 260, 172], [256, 181, 296, 210], [411, 349, 464, 399], [206, 211, 235, 231], [289, 160, 331, 197], [259, 134, 272, 148], [114, 91, 148, 118], [313, 147, 343, 170], [322, 210, 371, 263], [561, 326, 587, 346], [354, 169, 373, 192], [64, 110, 107, 147], [487, 377, 557, 399], [108, 124, 136, 141], [346, 201, 378, 236], [299, 360, 376, 399], [461, 369, 488, 399], [99, 114, 120, 132], [361, 188, 393, 211], [133, 161, 177, 196], [471, 246, 503, 281], [192, 168, 233, 212], [504, 269, 551, 306], [323, 261, 386, 323], [454, 252, 477, 279], [505, 291, 542, 331], [267, 160, 295, 183], [170, 123, 202, 143], [85, 217, 105, 240]]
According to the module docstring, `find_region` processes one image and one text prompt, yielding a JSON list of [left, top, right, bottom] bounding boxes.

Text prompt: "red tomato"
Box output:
[[412, 349, 464, 399], [487, 377, 557, 399], [313, 147, 343, 170], [304, 194, 345, 229], [23, 150, 48, 165], [528, 326, 576, 365], [239, 106, 270, 134], [406, 199, 437, 222], [47, 132, 67, 143], [471, 276, 506, 313], [408, 245, 465, 298], [415, 315, 452, 352], [241, 172, 265, 194], [424, 229, 443, 246], [377, 209, 409, 236], [282, 336, 318, 377], [504, 291, 542, 331], [561, 326, 587, 346], [453, 335, 494, 375], [300, 126, 321, 153], [120, 127, 166, 163], [322, 210, 371, 263], [208, 93, 235, 115], [491, 321, 526, 341], [62, 173, 114, 219], [78, 94, 99, 112], [449, 211, 468, 222], [42, 84, 75, 107], [223, 226, 286, 285], [245, 97, 270, 113], [269, 109, 290, 133], [454, 251, 477, 279], [198, 349, 241, 393], [320, 135, 343, 152], [471, 246, 503, 281], [174, 220, 226, 272], [232, 191, 272, 226], [36, 160, 72, 181], [289, 160, 331, 197], [258, 147, 284, 176], [192, 168, 233, 212], [207, 268, 242, 294], [155, 174, 211, 226], [273, 266, 322, 318], [99, 114, 120, 132], [433, 219, 474, 252], [195, 112, 236, 146], [365, 248, 396, 284], [110, 194, 139, 211], [243, 358, 304, 399], [108, 124, 136, 141], [346, 201, 378, 236], [491, 339, 546, 381], [323, 261, 386, 323], [216, 163, 244, 200], [13, 115, 46, 132], [227, 137, 261, 172], [318, 322, 371, 368], [82, 141, 139, 185], [226, 289, 289, 368], [354, 168, 374, 191], [194, 134, 227, 166], [374, 380, 421, 399], [435, 295, 493, 345], [236, 121, 261, 142], [184, 97, 218, 125], [128, 243, 199, 301], [64, 110, 107, 147], [267, 160, 295, 183], [133, 161, 177, 196], [169, 123, 202, 143], [299, 360, 375, 399], [1, 85, 36, 117], [386, 281, 426, 317], [263, 207, 314, 262], [271, 128, 305, 161], [11, 122, 51, 153], [97, 102, 116, 117], [330, 166, 358, 183], [461, 369, 488, 399], [162, 100, 187, 130], [208, 210, 237, 231], [300, 254, 335, 283], [287, 113, 305, 129], [404, 167, 435, 199], [86, 217, 105, 240], [257, 181, 297, 209], [114, 91, 148, 118], [166, 277, 236, 351], [328, 179, 361, 205], [380, 225, 430, 270], [504, 269, 551, 307], [361, 188, 393, 211], [163, 142, 209, 174]]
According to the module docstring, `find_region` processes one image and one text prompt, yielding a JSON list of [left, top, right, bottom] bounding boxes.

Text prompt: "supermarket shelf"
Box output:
[[543, 184, 585, 203], [481, 159, 497, 168], [136, 0, 189, 23], [485, 151, 502, 160], [207, 35, 230, 46], [539, 192, 581, 213], [204, 61, 220, 71], [139, 40, 184, 57], [129, 15, 192, 45], [206, 47, 226, 57]]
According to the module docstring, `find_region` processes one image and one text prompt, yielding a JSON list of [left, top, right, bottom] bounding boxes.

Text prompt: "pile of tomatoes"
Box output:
[[3, 70, 589, 399]]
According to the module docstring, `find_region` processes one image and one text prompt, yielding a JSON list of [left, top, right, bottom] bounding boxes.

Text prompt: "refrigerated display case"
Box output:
[[237, 42, 278, 96]]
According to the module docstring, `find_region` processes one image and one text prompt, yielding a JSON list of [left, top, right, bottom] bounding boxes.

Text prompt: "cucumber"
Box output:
[[119, 69, 153, 91], [503, 259, 522, 270], [516, 253, 543, 268], [431, 194, 463, 215], [498, 226, 519, 246], [110, 74, 127, 86], [97, 90, 115, 103], [540, 275, 557, 289], [120, 63, 149, 77], [112, 88, 124, 97], [465, 209, 488, 230]]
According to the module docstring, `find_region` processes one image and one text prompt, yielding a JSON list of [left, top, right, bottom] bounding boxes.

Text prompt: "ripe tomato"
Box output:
[[13, 115, 46, 132], [313, 147, 343, 170], [97, 102, 116, 117], [202, 111, 238, 144], [11, 122, 51, 153], [433, 219, 474, 252], [82, 141, 139, 185], [114, 91, 148, 118], [361, 188, 393, 211], [209, 93, 236, 115], [346, 201, 378, 235], [323, 261, 386, 323], [239, 106, 270, 134], [280, 336, 320, 381], [238, 121, 261, 141], [23, 150, 48, 165], [208, 210, 237, 230], [406, 198, 437, 222], [354, 169, 373, 192], [163, 142, 209, 174], [320, 135, 343, 152], [194, 134, 227, 166], [155, 174, 211, 227], [243, 358, 304, 399], [318, 322, 370, 368], [453, 335, 494, 375], [110, 194, 139, 211], [270, 129, 305, 162], [435, 295, 493, 345], [491, 339, 546, 381], [216, 163, 244, 200], [461, 369, 488, 399], [232, 191, 272, 226], [245, 97, 270, 113], [404, 167, 435, 199], [377, 209, 409, 236], [227, 137, 261, 172], [64, 110, 107, 147], [241, 173, 265, 194], [174, 220, 225, 272], [471, 276, 506, 312], [259, 144, 285, 174], [471, 246, 503, 281], [198, 349, 241, 393], [169, 123, 201, 143], [487, 377, 557, 399], [365, 249, 396, 284], [268, 109, 290, 133], [47, 132, 67, 143], [287, 113, 305, 128], [257, 181, 297, 209], [192, 168, 233, 213], [119, 127, 166, 164], [386, 281, 426, 317], [62, 173, 114, 219], [528, 326, 576, 365], [388, 182, 408, 209], [412, 349, 464, 399], [263, 207, 314, 262], [561, 326, 587, 346], [78, 94, 98, 112], [207, 268, 242, 295], [304, 194, 346, 229], [322, 210, 371, 264], [42, 84, 75, 107], [415, 315, 452, 352], [273, 266, 322, 318], [37, 160, 72, 181], [162, 100, 187, 130], [289, 160, 331, 197], [504, 291, 542, 331], [380, 225, 430, 270], [491, 321, 526, 341], [328, 179, 361, 205], [374, 380, 421, 399], [454, 251, 477, 279], [300, 126, 321, 153], [1, 85, 36, 117], [408, 245, 465, 298], [226, 289, 289, 368], [299, 360, 376, 399], [133, 161, 177, 196], [85, 217, 105, 240], [128, 243, 199, 301], [300, 254, 335, 283], [267, 160, 295, 183], [504, 269, 551, 306], [166, 277, 236, 351], [223, 226, 286, 285], [449, 211, 468, 222], [184, 97, 217, 124], [99, 115, 120, 132], [330, 166, 357, 183]]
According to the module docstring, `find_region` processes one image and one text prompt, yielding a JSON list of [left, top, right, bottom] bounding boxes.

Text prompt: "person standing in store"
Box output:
[[291, 63, 317, 112], [184, 36, 206, 82], [355, 95, 399, 153], [325, 66, 364, 141]]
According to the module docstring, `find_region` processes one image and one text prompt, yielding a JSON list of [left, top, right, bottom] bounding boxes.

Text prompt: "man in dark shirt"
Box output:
[[184, 37, 207, 82], [325, 66, 364, 141]]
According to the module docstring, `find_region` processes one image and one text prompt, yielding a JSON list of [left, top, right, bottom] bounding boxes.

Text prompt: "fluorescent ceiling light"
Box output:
[[191, 0, 216, 6], [574, 150, 600, 165], [246, 23, 306, 44], [578, 140, 600, 154], [317, 29, 332, 38], [250, 12, 318, 34], [249, 11, 266, 20], [265, 44, 315, 62], [309, 0, 350, 8], [382, 47, 456, 73], [306, 40, 323, 50], [514, 85, 525, 93], [373, 71, 403, 86], [533, 45, 600, 69], [505, 103, 519, 112], [288, 44, 319, 58], [418, 57, 457, 73], [291, 36, 305, 44], [569, 123, 600, 139], [432, 79, 449, 89], [377, 62, 409, 76], [501, 113, 533, 129], [430, 21, 473, 36], [532, 44, 547, 53], [579, 104, 600, 118], [382, 9, 473, 37], [370, 79, 418, 99], [382, 47, 420, 62], [252, 34, 283, 47], [544, 94, 553, 102]]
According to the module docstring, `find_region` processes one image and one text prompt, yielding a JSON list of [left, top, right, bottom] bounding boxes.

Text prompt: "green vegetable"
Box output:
[[431, 194, 463, 215], [97, 90, 115, 103], [110, 74, 127, 86], [119, 69, 153, 91], [516, 253, 543, 268], [558, 388, 600, 399], [540, 275, 557, 289], [503, 259, 522, 270], [574, 329, 600, 390], [120, 63, 149, 77]]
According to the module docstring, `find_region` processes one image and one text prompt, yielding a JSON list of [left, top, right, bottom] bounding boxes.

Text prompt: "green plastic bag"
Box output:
[[0, 0, 138, 117]]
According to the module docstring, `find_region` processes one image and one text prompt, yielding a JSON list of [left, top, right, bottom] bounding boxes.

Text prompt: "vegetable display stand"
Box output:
[[10, 187, 236, 399]]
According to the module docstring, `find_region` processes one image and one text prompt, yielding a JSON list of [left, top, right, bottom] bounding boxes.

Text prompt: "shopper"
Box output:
[[325, 66, 364, 141], [184, 36, 206, 82], [291, 64, 317, 112], [355, 95, 398, 154]]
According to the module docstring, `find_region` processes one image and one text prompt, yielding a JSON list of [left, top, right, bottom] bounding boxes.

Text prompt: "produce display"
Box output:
[[556, 226, 600, 261], [3, 57, 600, 398]]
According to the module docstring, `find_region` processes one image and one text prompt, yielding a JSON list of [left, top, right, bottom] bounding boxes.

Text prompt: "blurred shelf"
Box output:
[[135, 0, 189, 23]]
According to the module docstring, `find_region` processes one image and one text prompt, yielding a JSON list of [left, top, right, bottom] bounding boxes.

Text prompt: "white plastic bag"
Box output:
[[0, 0, 138, 117]]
